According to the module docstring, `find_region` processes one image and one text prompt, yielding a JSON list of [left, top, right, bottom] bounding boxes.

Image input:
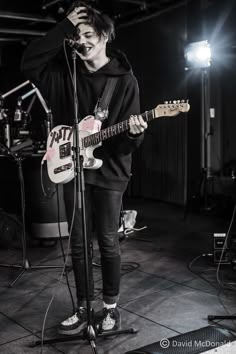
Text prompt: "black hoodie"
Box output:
[[21, 18, 144, 192]]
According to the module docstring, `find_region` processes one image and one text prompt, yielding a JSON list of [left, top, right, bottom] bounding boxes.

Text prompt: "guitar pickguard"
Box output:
[[46, 116, 103, 184]]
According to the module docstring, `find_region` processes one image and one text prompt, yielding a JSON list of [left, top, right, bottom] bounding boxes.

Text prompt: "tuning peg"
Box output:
[[164, 101, 168, 104], [173, 100, 176, 104]]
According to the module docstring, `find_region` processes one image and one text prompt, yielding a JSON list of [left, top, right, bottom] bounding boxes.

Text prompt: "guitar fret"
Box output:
[[102, 130, 107, 139], [141, 110, 152, 122], [94, 133, 99, 144], [152, 109, 155, 119], [81, 136, 84, 149], [99, 131, 102, 142], [84, 136, 88, 148]]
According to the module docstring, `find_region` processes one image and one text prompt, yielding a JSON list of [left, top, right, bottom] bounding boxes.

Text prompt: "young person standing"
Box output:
[[21, 1, 147, 335]]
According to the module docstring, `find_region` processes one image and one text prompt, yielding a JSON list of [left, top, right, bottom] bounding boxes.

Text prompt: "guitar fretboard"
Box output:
[[83, 109, 155, 148]]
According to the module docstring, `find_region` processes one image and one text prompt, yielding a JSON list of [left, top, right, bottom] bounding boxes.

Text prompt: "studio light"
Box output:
[[184, 39, 213, 205], [184, 40, 211, 70]]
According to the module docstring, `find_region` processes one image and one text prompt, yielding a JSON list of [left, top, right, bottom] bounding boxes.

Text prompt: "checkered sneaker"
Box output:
[[58, 307, 87, 335], [97, 307, 121, 333]]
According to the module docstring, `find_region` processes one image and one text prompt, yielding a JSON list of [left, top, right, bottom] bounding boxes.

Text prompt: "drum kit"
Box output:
[[0, 80, 52, 155], [0, 80, 61, 287]]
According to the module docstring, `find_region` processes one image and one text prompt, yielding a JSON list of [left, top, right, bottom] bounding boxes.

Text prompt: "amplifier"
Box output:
[[213, 233, 231, 264]]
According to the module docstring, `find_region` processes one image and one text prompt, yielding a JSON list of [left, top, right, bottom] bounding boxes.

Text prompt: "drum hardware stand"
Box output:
[[30, 82, 54, 135], [0, 144, 67, 287], [34, 48, 137, 353], [0, 82, 66, 287], [14, 84, 54, 137]]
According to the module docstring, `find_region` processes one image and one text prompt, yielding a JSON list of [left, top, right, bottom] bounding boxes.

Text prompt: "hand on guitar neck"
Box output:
[[129, 114, 148, 136]]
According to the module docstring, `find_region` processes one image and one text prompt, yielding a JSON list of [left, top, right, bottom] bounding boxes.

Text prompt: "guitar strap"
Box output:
[[94, 77, 118, 121]]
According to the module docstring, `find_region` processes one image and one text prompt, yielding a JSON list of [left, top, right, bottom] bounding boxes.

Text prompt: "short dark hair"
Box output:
[[67, 1, 115, 42]]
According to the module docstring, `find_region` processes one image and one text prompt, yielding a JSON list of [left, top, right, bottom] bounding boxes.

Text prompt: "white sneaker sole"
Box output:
[[58, 321, 87, 336]]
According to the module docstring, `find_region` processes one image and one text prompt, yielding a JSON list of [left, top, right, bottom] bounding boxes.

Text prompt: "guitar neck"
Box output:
[[83, 109, 155, 148]]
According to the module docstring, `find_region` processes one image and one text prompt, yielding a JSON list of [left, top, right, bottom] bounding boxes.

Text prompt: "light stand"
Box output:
[[199, 67, 213, 210], [0, 82, 65, 287], [185, 40, 213, 210], [34, 48, 136, 352], [184, 42, 236, 326]]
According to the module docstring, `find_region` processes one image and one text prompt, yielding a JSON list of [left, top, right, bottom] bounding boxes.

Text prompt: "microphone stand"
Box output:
[[73, 48, 97, 341], [34, 48, 136, 352], [70, 47, 97, 346], [34, 48, 97, 351]]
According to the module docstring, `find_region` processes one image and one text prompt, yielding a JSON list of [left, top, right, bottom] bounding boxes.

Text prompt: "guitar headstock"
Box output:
[[154, 100, 190, 118]]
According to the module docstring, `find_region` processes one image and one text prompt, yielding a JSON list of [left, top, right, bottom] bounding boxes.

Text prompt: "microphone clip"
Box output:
[[14, 98, 23, 122], [65, 38, 81, 51]]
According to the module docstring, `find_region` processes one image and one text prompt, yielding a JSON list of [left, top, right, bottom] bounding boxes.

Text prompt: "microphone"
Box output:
[[14, 101, 23, 121], [4, 122, 11, 148], [65, 38, 81, 51]]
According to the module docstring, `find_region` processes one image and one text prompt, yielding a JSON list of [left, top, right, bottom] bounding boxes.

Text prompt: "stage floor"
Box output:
[[0, 197, 236, 354]]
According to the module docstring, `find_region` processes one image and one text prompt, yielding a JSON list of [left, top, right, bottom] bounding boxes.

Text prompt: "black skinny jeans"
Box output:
[[63, 182, 123, 307]]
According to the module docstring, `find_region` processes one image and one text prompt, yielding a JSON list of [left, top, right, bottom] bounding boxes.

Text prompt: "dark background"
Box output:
[[0, 0, 236, 215]]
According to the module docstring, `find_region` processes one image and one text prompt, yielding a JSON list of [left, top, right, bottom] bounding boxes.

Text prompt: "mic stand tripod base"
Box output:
[[208, 315, 236, 334], [208, 315, 236, 321], [33, 324, 138, 347], [0, 258, 68, 288]]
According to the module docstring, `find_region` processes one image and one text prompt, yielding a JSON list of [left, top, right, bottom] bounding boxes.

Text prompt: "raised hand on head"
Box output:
[[67, 6, 89, 27]]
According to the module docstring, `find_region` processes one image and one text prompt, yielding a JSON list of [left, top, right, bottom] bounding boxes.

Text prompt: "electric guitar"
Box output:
[[44, 100, 190, 184]]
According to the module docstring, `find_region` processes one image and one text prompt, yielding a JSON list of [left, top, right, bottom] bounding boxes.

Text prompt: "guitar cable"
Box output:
[[40, 157, 57, 199]]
